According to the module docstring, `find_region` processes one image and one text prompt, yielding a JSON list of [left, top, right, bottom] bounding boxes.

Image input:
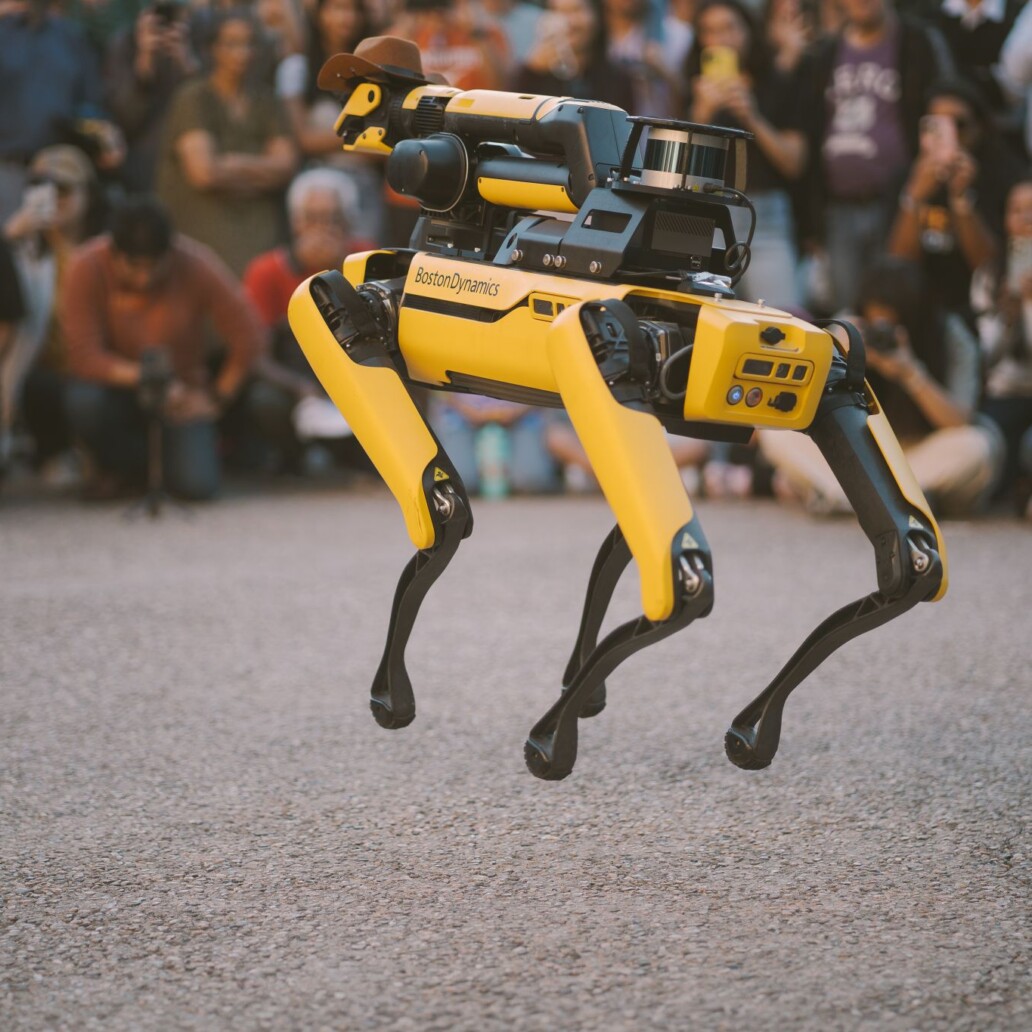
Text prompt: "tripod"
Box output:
[[124, 349, 190, 520]]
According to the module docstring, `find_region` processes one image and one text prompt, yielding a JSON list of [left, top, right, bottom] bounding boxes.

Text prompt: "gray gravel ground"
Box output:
[[1, 486, 1029, 1031]]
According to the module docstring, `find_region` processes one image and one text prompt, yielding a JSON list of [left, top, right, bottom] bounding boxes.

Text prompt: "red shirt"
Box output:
[[62, 234, 263, 388], [242, 245, 375, 329], [242, 248, 304, 330]]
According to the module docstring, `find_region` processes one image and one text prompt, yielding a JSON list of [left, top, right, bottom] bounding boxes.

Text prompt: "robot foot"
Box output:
[[369, 483, 469, 730], [525, 543, 712, 781], [724, 539, 941, 770], [723, 725, 774, 771]]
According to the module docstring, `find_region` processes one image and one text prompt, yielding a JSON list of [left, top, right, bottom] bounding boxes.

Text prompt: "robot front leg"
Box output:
[[560, 524, 633, 719], [525, 301, 715, 780], [288, 270, 472, 729], [725, 357, 947, 770]]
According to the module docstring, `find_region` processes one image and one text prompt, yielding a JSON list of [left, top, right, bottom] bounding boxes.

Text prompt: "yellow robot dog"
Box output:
[[287, 37, 947, 781]]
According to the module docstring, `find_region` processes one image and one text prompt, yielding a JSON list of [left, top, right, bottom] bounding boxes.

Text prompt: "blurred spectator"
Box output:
[[603, 0, 678, 116], [660, 0, 695, 82], [2, 146, 105, 483], [391, 0, 511, 91], [888, 78, 1022, 320], [481, 0, 542, 67], [0, 236, 27, 478], [432, 396, 559, 496], [815, 0, 845, 38], [971, 178, 1032, 515], [277, 0, 386, 238], [253, 0, 305, 60], [105, 2, 200, 193], [763, 0, 818, 76], [685, 0, 807, 307], [157, 8, 297, 276], [189, 0, 295, 87], [0, 0, 124, 222], [60, 196, 263, 500], [760, 256, 1003, 516], [62, 0, 143, 55], [999, 3, 1032, 160], [514, 0, 634, 110], [904, 0, 1023, 115], [242, 167, 372, 469], [798, 0, 951, 312]]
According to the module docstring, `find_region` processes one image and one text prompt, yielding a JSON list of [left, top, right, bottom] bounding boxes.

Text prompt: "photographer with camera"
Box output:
[[760, 256, 1003, 516], [61, 196, 263, 500]]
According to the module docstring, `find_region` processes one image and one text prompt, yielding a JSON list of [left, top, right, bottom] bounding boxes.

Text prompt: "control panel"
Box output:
[[682, 303, 833, 431]]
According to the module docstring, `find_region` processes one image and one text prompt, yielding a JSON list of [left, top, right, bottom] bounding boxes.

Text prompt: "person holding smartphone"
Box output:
[[889, 79, 1024, 322], [515, 0, 634, 110], [683, 0, 807, 309], [1, 146, 105, 485], [104, 1, 199, 193]]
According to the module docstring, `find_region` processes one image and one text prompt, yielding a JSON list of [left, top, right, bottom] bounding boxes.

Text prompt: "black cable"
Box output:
[[703, 183, 755, 287], [659, 343, 693, 402]]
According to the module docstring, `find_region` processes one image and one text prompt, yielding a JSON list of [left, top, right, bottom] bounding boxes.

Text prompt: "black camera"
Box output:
[[865, 319, 898, 354], [138, 348, 173, 413]]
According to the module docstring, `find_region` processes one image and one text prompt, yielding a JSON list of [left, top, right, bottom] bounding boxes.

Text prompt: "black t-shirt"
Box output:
[[684, 66, 804, 193], [0, 238, 25, 324], [918, 139, 1024, 316]]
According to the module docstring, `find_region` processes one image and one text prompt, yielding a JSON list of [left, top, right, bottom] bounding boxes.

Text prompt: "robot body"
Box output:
[[286, 44, 947, 779]]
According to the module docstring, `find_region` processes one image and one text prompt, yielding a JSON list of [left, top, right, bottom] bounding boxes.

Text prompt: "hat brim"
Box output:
[[318, 53, 429, 92]]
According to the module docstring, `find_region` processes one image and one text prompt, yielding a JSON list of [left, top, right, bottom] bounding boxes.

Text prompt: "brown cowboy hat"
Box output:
[[318, 36, 429, 92]]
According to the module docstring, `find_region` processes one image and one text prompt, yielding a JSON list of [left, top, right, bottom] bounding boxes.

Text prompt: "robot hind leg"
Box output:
[[724, 359, 946, 770]]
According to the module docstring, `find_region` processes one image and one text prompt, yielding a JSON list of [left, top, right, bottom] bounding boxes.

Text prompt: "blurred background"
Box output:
[[1, 0, 1030, 521]]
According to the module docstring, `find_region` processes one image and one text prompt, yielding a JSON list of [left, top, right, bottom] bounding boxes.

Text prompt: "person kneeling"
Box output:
[[759, 256, 1004, 517], [61, 196, 262, 500]]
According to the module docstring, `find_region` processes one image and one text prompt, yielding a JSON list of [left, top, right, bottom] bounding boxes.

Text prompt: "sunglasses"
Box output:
[[27, 176, 78, 196]]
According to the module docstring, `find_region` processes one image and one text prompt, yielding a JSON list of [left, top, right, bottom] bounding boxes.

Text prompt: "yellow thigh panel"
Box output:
[[547, 304, 695, 622], [288, 276, 439, 551]]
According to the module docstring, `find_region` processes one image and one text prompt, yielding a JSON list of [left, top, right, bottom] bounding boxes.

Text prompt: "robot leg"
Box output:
[[288, 271, 473, 729], [724, 354, 947, 770], [524, 301, 714, 781]]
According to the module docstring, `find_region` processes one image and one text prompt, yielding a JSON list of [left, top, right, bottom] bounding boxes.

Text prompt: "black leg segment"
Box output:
[[526, 517, 713, 781]]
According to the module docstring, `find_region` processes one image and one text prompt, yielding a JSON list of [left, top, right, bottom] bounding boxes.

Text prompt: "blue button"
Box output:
[[727, 385, 744, 405]]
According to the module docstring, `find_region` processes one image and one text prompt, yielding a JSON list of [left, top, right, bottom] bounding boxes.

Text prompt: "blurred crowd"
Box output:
[[1, 0, 1031, 518]]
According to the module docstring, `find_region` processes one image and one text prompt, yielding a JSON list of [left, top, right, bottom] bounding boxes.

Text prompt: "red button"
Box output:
[[745, 387, 763, 407]]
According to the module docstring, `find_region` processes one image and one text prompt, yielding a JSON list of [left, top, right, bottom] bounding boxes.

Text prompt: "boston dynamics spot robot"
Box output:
[[287, 37, 948, 781]]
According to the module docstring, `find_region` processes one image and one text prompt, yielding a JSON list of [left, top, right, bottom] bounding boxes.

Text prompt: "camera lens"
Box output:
[[865, 321, 897, 354]]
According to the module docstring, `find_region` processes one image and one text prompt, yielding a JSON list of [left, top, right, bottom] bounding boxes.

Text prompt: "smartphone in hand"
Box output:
[[24, 182, 58, 224], [1006, 236, 1032, 295], [919, 114, 958, 165], [701, 46, 739, 80]]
